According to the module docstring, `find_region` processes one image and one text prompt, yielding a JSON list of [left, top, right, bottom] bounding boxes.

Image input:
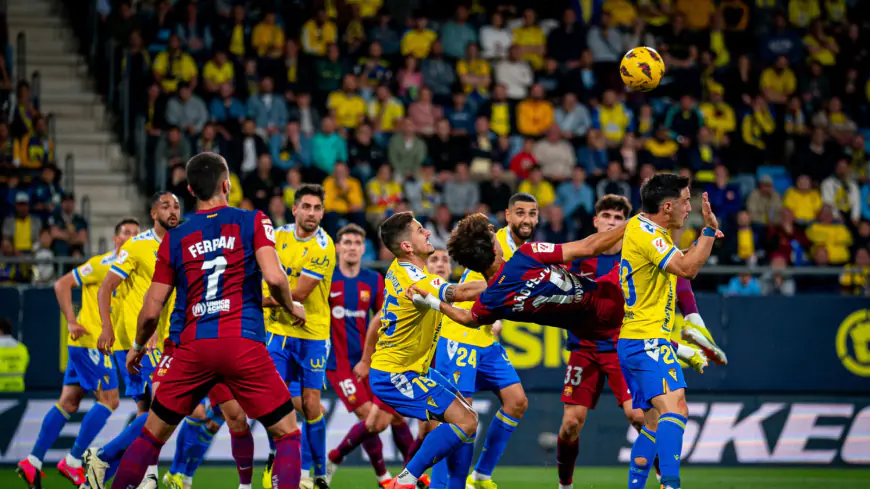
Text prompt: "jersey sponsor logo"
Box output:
[[430, 277, 444, 289], [532, 242, 555, 253], [651, 237, 669, 254], [836, 309, 870, 377], [191, 299, 231, 317], [310, 357, 325, 370], [188, 236, 237, 259], [331, 306, 366, 319], [330, 291, 342, 298], [263, 219, 275, 243]]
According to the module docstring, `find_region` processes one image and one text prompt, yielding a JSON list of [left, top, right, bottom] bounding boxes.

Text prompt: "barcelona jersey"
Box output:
[[568, 252, 622, 351], [327, 267, 384, 371]]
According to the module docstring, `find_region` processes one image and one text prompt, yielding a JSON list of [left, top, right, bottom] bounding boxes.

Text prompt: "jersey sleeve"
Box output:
[[73, 255, 103, 287], [636, 231, 680, 271], [301, 241, 335, 281], [252, 211, 276, 251], [110, 242, 138, 280], [520, 242, 565, 265], [414, 273, 451, 302], [152, 234, 175, 285], [470, 296, 498, 325]]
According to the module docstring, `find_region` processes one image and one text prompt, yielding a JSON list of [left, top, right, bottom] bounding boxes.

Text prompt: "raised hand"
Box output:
[[701, 192, 719, 231]]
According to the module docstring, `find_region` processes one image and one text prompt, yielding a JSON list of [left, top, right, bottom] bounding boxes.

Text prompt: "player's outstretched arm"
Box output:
[[664, 192, 721, 280], [560, 223, 627, 261], [255, 246, 306, 324], [97, 272, 124, 354], [54, 271, 88, 341], [406, 285, 480, 328], [446, 280, 488, 302]]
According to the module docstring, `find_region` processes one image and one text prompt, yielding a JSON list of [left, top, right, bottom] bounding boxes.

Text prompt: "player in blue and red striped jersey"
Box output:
[[104, 152, 308, 489], [325, 224, 415, 488]]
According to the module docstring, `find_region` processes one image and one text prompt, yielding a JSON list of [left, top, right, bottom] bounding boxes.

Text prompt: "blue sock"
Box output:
[[105, 457, 121, 481], [182, 424, 216, 477], [405, 424, 469, 479], [429, 458, 448, 489], [657, 413, 687, 488], [628, 427, 657, 489], [446, 437, 475, 489], [170, 418, 202, 475], [301, 421, 312, 473], [71, 403, 114, 459], [99, 412, 147, 461], [306, 414, 327, 477], [31, 403, 71, 461], [473, 409, 519, 476]]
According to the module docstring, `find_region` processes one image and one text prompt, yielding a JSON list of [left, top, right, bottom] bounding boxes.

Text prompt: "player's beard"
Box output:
[[158, 216, 179, 230], [299, 219, 319, 233], [510, 222, 534, 242]]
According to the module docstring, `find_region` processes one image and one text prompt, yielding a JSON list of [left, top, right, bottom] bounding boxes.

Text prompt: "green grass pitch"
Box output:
[[3, 466, 870, 489]]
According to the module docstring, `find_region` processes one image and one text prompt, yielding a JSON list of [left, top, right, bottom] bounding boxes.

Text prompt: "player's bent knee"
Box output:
[[189, 404, 208, 421], [354, 402, 373, 421], [505, 394, 528, 418]]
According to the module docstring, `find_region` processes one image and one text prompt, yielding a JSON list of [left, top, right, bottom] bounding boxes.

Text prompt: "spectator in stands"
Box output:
[[408, 87, 443, 136], [783, 174, 822, 225], [209, 83, 245, 138], [760, 255, 797, 296], [446, 92, 475, 136], [641, 126, 679, 171], [144, 83, 167, 142], [176, 2, 212, 62], [165, 82, 208, 141], [389, 118, 428, 179], [152, 33, 198, 93], [470, 116, 508, 179], [765, 207, 811, 266], [510, 138, 537, 180], [343, 6, 367, 57], [592, 90, 633, 149], [289, 92, 321, 138], [760, 12, 802, 65], [310, 116, 348, 180], [812, 97, 857, 147], [243, 154, 283, 212], [281, 39, 304, 95], [862, 182, 870, 221], [252, 10, 285, 60], [457, 43, 491, 105], [518, 166, 555, 208], [355, 42, 393, 102], [587, 12, 630, 80], [322, 161, 365, 236], [235, 119, 268, 175], [706, 165, 742, 229], [195, 123, 225, 156], [444, 163, 479, 219], [202, 50, 235, 96], [368, 11, 400, 58], [2, 193, 41, 255], [247, 77, 288, 137], [723, 210, 760, 265], [282, 166, 302, 209], [555, 92, 592, 144], [723, 273, 762, 296], [760, 56, 796, 107], [479, 163, 511, 217], [421, 41, 456, 106], [404, 163, 441, 223], [0, 123, 13, 169], [839, 247, 870, 296], [799, 62, 830, 114], [803, 19, 838, 67], [426, 204, 453, 250], [548, 8, 585, 68], [144, 0, 174, 53], [365, 163, 402, 226], [783, 96, 809, 158], [513, 8, 546, 71], [368, 85, 405, 145], [537, 205, 572, 243], [155, 126, 193, 173], [301, 8, 337, 57], [700, 84, 736, 148], [480, 11, 512, 61], [401, 13, 437, 59], [596, 161, 631, 200], [821, 159, 861, 224], [271, 121, 310, 171], [347, 123, 384, 183], [124, 30, 151, 104], [268, 195, 291, 228], [315, 44, 346, 107], [664, 95, 703, 149], [220, 4, 251, 61], [479, 84, 514, 138], [847, 135, 868, 182], [328, 75, 366, 132], [11, 81, 40, 140], [495, 45, 534, 101], [426, 118, 463, 176], [557, 166, 595, 231], [533, 125, 576, 182], [746, 175, 783, 227], [740, 95, 775, 166], [792, 127, 835, 183], [32, 228, 56, 284], [31, 165, 62, 220], [108, 1, 139, 45], [241, 58, 261, 99], [397, 56, 423, 102], [517, 84, 554, 138], [806, 205, 853, 265], [166, 164, 195, 214], [0, 238, 26, 283], [441, 5, 477, 60], [13, 115, 54, 171]]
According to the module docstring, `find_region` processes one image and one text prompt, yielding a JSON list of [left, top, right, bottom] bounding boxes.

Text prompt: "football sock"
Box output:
[[105, 458, 121, 481], [390, 421, 414, 462], [100, 412, 147, 461], [231, 428, 255, 485], [628, 427, 657, 489], [473, 409, 519, 477], [274, 431, 302, 489], [446, 436, 475, 489], [306, 414, 327, 477], [657, 414, 686, 489], [30, 403, 71, 462], [109, 429, 164, 489], [70, 402, 113, 460], [181, 424, 215, 477], [405, 423, 470, 479], [557, 436, 580, 485], [429, 458, 448, 489], [329, 421, 369, 463], [361, 433, 387, 477], [405, 437, 423, 465], [300, 420, 312, 474], [170, 417, 201, 475]]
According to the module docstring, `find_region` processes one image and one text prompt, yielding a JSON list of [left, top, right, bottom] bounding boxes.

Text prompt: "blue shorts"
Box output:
[[64, 346, 118, 392], [369, 368, 462, 421], [266, 333, 328, 394], [114, 349, 161, 402], [617, 338, 687, 411], [434, 338, 521, 397]]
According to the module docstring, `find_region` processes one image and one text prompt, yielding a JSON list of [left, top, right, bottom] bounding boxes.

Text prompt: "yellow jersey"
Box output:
[[440, 227, 519, 347], [70, 251, 118, 349], [371, 260, 450, 374], [110, 229, 175, 351], [619, 215, 679, 340], [264, 225, 336, 340]]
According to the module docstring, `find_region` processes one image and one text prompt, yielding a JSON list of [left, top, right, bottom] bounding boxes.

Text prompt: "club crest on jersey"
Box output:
[[446, 340, 459, 360], [651, 237, 669, 254], [360, 290, 370, 303], [531, 242, 555, 253]]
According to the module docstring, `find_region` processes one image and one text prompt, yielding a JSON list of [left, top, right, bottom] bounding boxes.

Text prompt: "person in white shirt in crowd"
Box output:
[[480, 11, 513, 61], [495, 45, 534, 102], [821, 158, 861, 224]]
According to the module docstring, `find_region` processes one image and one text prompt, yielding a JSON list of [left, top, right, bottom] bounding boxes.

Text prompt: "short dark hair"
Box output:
[[337, 223, 366, 242], [114, 217, 139, 235], [595, 194, 632, 217], [447, 214, 497, 274], [185, 152, 229, 201], [293, 184, 325, 206], [150, 191, 176, 209], [641, 174, 690, 214], [508, 192, 537, 208], [379, 212, 415, 257]]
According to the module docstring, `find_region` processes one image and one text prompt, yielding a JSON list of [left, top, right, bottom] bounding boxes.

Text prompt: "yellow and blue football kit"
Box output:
[[435, 227, 521, 397], [63, 251, 119, 393], [109, 228, 174, 400], [265, 224, 335, 396]]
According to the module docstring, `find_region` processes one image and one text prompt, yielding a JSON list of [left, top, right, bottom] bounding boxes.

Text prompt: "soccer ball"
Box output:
[[620, 47, 665, 92]]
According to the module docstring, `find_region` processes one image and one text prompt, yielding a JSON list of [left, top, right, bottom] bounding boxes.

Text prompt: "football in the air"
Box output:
[[619, 47, 665, 92]]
